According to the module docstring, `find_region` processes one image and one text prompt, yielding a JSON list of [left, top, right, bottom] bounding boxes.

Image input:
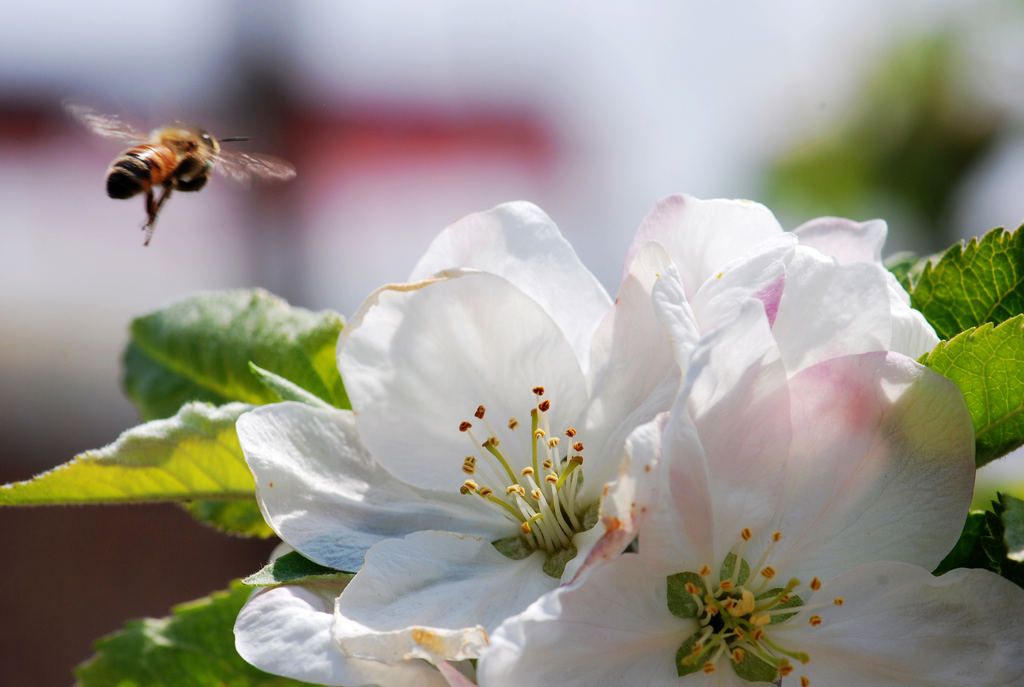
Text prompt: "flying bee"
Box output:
[[67, 103, 296, 245]]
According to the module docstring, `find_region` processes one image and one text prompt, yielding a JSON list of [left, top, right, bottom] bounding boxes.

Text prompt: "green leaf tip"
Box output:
[[124, 288, 348, 420], [911, 225, 1024, 340], [921, 314, 1024, 467], [0, 402, 255, 506], [243, 550, 353, 587]]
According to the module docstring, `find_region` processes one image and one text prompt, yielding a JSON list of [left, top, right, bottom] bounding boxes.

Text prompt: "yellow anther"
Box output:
[[462, 456, 476, 474], [565, 427, 576, 437], [684, 582, 699, 594], [760, 566, 776, 579], [545, 474, 558, 484], [531, 488, 542, 502], [833, 598, 845, 606], [719, 580, 734, 591], [532, 386, 545, 396], [508, 418, 519, 430], [810, 577, 822, 591], [772, 531, 782, 542], [521, 466, 535, 477], [741, 528, 752, 541], [809, 615, 822, 627], [801, 677, 810, 687], [779, 663, 794, 677], [538, 400, 551, 412], [702, 662, 715, 674], [547, 437, 559, 448], [478, 487, 493, 497], [474, 405, 486, 419], [732, 648, 744, 663], [699, 564, 712, 576], [573, 441, 584, 452], [534, 429, 546, 440], [521, 521, 532, 534], [459, 421, 472, 432]]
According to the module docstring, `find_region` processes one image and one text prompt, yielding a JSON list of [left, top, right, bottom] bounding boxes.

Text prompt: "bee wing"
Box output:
[[65, 103, 146, 144], [214, 150, 297, 186]]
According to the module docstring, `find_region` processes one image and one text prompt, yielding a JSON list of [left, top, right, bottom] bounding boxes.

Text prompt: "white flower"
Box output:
[[478, 303, 1024, 687], [233, 195, 946, 685], [234, 201, 679, 683], [630, 195, 938, 376]]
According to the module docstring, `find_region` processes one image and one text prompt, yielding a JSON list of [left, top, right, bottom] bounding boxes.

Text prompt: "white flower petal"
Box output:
[[339, 271, 588, 491], [335, 531, 557, 663], [582, 241, 678, 496], [409, 201, 612, 363], [792, 216, 887, 264], [771, 352, 975, 579], [479, 554, 695, 687], [771, 246, 895, 373], [568, 412, 667, 580], [652, 267, 700, 370], [238, 403, 501, 571], [234, 582, 448, 686], [626, 194, 785, 301], [777, 562, 1024, 686], [885, 270, 940, 358]]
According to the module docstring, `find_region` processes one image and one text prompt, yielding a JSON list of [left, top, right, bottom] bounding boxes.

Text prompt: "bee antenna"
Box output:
[[219, 136, 250, 143]]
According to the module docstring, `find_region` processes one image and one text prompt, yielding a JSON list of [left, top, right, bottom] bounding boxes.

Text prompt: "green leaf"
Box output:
[[911, 226, 1024, 340], [243, 551, 353, 587], [666, 572, 706, 619], [1, 401, 251, 502], [184, 499, 274, 539], [249, 362, 332, 408], [74, 580, 326, 687], [124, 289, 348, 420], [934, 494, 1024, 588], [719, 552, 750, 586], [999, 493, 1024, 563], [920, 315, 1024, 467]]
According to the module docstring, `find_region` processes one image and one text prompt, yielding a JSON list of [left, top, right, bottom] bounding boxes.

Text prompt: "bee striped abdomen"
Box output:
[[105, 144, 177, 199]]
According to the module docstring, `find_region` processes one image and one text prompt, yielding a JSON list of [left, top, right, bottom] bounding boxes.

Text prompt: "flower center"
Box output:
[[457, 386, 597, 577], [666, 528, 843, 685]]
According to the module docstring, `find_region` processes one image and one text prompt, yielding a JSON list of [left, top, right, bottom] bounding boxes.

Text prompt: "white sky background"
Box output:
[[0, 0, 1022, 489]]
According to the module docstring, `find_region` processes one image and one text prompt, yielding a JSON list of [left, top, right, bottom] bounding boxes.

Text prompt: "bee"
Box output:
[[67, 103, 296, 245]]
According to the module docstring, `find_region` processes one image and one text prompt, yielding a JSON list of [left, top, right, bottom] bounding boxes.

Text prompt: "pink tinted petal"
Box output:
[[238, 404, 501, 571], [688, 235, 794, 333], [335, 530, 556, 663], [777, 562, 1024, 686], [410, 201, 611, 363], [771, 247, 892, 373], [625, 195, 785, 301], [643, 302, 790, 571], [772, 352, 974, 579], [339, 271, 588, 491], [684, 302, 792, 566], [793, 216, 887, 264], [582, 241, 678, 496], [479, 555, 694, 687], [234, 583, 447, 686]]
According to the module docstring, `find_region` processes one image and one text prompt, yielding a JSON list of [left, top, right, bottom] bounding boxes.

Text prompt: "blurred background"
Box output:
[[2, 1, 1022, 683]]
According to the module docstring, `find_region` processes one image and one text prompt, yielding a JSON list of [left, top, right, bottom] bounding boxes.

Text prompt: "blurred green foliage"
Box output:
[[764, 35, 1004, 248]]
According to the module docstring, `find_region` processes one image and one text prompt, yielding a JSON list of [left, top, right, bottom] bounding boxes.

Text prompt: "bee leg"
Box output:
[[142, 185, 173, 246]]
